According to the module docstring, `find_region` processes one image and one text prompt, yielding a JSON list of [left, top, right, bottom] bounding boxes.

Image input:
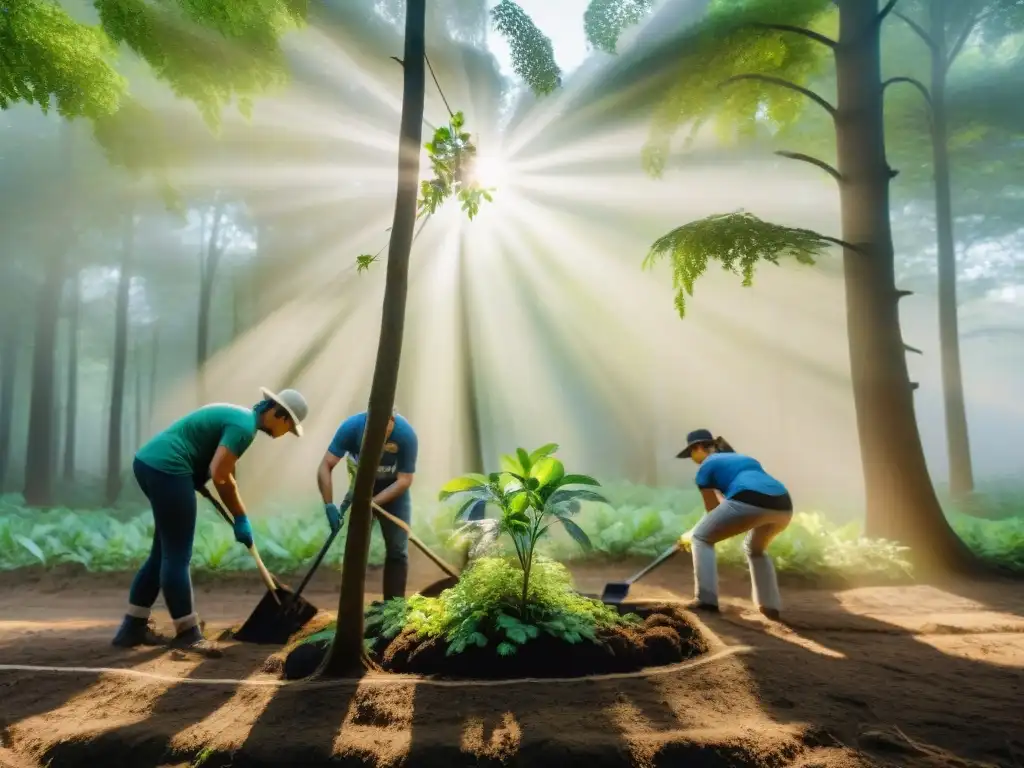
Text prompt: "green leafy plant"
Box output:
[[438, 443, 605, 615], [418, 111, 494, 220], [328, 556, 637, 658]]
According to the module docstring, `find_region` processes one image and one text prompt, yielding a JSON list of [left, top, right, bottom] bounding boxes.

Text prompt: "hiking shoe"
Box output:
[[111, 615, 167, 648], [169, 626, 223, 658], [758, 606, 781, 621], [684, 600, 720, 613]]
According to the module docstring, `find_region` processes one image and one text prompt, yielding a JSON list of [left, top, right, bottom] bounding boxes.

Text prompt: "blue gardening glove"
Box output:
[[233, 515, 254, 548], [325, 503, 341, 533], [325, 497, 352, 533]]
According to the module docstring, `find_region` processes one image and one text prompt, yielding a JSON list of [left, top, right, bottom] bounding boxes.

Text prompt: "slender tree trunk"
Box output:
[[63, 271, 81, 484], [0, 318, 17, 492], [106, 210, 135, 506], [320, 0, 426, 677], [52, 317, 63, 484], [834, 0, 975, 573], [457, 237, 485, 473], [148, 322, 160, 434], [196, 201, 225, 403], [24, 246, 67, 506], [134, 338, 143, 452], [927, 0, 973, 499]]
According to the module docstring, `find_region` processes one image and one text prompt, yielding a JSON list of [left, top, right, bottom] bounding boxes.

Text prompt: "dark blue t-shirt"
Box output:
[[327, 412, 418, 500], [695, 453, 788, 499]]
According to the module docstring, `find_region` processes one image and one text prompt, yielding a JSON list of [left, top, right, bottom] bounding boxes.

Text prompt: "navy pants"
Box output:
[[128, 458, 197, 624], [376, 495, 411, 600]]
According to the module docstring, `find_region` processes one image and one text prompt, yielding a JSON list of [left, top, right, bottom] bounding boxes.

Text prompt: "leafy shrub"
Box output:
[[357, 556, 638, 657], [440, 443, 605, 613]]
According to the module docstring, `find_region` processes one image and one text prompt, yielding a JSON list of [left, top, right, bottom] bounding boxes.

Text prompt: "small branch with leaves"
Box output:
[[355, 111, 494, 273]]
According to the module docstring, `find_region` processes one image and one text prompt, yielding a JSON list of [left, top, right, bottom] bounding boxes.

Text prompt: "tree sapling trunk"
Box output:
[[63, 271, 81, 484], [319, 0, 427, 677], [106, 209, 135, 507]]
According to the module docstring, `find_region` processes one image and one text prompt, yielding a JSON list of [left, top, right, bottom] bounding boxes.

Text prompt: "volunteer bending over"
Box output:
[[317, 407, 418, 600], [677, 428, 792, 620], [111, 387, 309, 656]]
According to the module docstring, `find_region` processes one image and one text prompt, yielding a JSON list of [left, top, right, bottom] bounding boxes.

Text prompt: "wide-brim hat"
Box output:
[[260, 387, 308, 436], [676, 428, 713, 459]]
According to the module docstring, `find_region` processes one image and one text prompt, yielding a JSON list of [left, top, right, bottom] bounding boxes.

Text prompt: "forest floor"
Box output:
[[1, 554, 1023, 768]]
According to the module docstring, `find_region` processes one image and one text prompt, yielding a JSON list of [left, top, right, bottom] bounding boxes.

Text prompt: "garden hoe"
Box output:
[[600, 540, 684, 605], [198, 486, 322, 644]]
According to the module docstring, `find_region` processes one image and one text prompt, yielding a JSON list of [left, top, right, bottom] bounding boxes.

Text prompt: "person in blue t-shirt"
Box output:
[[676, 428, 793, 621], [316, 407, 418, 600]]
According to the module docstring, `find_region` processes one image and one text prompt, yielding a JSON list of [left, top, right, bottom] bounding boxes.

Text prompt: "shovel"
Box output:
[[198, 487, 322, 644], [600, 541, 684, 604], [371, 501, 462, 596]]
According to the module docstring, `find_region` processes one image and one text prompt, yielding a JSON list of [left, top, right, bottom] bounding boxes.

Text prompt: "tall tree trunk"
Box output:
[[148, 321, 160, 435], [24, 246, 67, 506], [196, 201, 225, 403], [63, 271, 81, 484], [321, 0, 426, 677], [25, 125, 74, 507], [0, 318, 17, 492], [105, 210, 135, 506], [835, 0, 975, 573], [928, 0, 973, 499], [134, 337, 143, 452], [457, 237, 485, 473]]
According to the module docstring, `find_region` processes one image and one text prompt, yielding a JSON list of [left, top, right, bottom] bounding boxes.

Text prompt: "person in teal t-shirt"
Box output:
[[675, 428, 793, 621], [111, 387, 309, 657]]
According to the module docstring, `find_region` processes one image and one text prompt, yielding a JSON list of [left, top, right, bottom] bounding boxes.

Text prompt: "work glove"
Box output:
[[325, 497, 352, 533], [678, 530, 693, 552], [233, 515, 254, 548]]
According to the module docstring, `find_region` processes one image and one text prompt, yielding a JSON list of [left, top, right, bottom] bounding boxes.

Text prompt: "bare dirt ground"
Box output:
[[1, 553, 1023, 767]]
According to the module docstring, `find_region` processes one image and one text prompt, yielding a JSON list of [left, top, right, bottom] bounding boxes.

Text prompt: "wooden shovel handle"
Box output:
[[371, 501, 460, 580]]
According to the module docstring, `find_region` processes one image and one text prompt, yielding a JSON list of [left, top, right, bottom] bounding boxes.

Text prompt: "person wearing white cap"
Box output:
[[111, 386, 309, 657]]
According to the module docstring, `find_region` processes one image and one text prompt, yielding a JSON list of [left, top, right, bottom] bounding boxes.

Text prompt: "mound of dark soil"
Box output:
[[282, 603, 710, 681]]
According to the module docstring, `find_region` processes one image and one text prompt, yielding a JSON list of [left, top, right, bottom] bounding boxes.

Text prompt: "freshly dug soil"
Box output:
[[3, 565, 1024, 767], [283, 603, 710, 680]]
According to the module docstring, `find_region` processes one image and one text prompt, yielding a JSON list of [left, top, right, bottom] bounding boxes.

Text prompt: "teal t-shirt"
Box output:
[[136, 404, 258, 480], [695, 452, 788, 499]]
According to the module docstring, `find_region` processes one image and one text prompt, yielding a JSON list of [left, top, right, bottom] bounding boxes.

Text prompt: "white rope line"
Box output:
[[0, 645, 753, 689]]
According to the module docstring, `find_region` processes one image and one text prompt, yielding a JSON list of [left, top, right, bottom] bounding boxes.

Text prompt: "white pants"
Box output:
[[690, 498, 792, 611]]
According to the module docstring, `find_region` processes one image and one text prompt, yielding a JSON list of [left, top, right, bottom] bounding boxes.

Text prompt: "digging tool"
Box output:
[[371, 501, 462, 595], [197, 486, 322, 644], [600, 540, 684, 604]]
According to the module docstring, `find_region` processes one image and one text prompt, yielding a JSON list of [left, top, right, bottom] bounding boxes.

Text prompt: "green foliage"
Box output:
[[439, 443, 604, 614], [490, 0, 562, 96], [642, 212, 832, 317], [0, 1, 125, 118], [359, 556, 639, 657], [583, 0, 653, 54], [2, 483, 1021, 577], [418, 111, 494, 220], [640, 0, 834, 177]]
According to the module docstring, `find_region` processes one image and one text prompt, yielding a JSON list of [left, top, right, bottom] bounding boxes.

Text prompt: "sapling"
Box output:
[[439, 443, 605, 615]]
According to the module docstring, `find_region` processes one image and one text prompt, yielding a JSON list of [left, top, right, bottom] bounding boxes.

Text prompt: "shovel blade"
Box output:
[[232, 586, 320, 645], [417, 576, 460, 598], [600, 582, 631, 604]]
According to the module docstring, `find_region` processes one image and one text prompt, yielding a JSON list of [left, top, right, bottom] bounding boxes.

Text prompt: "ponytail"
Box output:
[[712, 436, 735, 453]]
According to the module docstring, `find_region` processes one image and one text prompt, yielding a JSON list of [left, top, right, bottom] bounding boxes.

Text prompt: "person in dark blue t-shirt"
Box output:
[[316, 407, 419, 600], [676, 428, 793, 621]]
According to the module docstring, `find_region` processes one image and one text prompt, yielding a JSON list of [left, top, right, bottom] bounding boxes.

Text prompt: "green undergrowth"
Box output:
[[306, 556, 639, 658], [1, 482, 1022, 576]]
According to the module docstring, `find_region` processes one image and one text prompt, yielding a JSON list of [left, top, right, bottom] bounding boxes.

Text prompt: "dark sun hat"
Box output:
[[676, 428, 713, 459]]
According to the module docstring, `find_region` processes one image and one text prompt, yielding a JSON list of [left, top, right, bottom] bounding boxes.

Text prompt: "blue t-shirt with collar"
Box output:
[[327, 412, 418, 502], [695, 452, 788, 499]]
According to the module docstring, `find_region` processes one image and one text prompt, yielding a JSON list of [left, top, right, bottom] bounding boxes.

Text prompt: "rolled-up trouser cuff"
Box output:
[[126, 604, 151, 619], [172, 612, 200, 634]]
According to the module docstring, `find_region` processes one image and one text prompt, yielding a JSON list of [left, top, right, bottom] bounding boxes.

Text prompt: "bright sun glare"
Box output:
[[472, 153, 509, 188]]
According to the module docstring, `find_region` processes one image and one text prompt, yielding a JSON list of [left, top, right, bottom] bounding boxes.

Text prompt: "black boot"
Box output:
[[382, 560, 409, 601], [111, 615, 167, 648], [684, 599, 720, 614], [169, 625, 223, 658]]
